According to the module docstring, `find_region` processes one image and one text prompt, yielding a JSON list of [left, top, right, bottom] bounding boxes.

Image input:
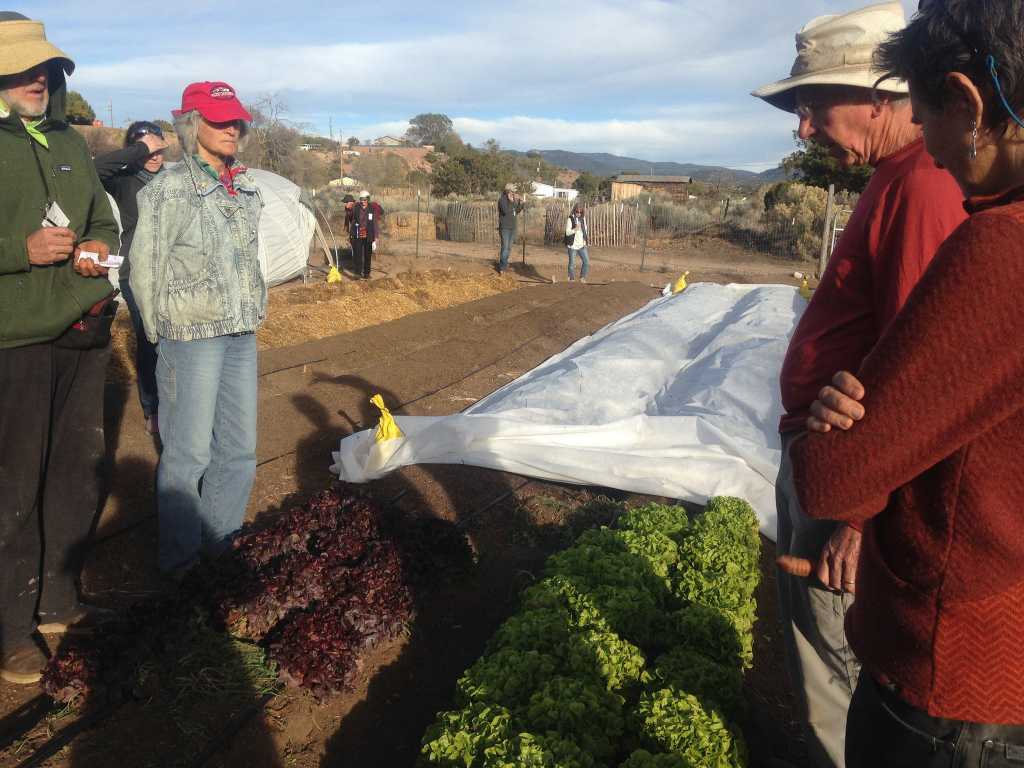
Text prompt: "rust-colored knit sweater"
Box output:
[[790, 187, 1024, 723]]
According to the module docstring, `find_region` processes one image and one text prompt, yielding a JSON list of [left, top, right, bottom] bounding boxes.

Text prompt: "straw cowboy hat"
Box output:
[[0, 13, 74, 78], [752, 1, 908, 113]]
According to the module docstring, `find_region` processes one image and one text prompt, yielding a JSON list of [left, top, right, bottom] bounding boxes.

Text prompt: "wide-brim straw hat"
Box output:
[[752, 1, 908, 113], [0, 17, 74, 78]]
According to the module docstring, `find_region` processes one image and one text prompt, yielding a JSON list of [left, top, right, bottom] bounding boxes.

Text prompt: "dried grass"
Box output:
[[108, 270, 518, 383]]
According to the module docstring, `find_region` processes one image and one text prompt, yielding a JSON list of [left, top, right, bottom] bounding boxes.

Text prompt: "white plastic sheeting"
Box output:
[[105, 168, 316, 290], [331, 283, 806, 539], [248, 169, 316, 287]]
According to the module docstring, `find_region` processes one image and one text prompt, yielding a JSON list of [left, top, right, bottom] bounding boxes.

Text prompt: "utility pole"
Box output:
[[107, 99, 113, 128]]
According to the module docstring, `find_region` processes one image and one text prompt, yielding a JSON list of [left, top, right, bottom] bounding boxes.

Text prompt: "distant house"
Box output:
[[299, 143, 322, 152], [530, 181, 579, 201], [610, 174, 692, 201], [373, 135, 405, 147]]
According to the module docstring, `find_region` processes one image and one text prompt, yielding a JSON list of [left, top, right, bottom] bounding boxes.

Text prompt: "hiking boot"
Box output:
[[1, 642, 48, 685], [580, 277, 587, 284], [37, 603, 119, 636]]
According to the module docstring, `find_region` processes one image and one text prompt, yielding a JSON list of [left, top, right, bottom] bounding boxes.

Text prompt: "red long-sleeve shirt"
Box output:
[[790, 187, 1024, 723], [779, 139, 966, 434]]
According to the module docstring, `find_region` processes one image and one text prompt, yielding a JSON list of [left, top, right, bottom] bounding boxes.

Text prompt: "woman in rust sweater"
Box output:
[[789, 0, 1024, 764]]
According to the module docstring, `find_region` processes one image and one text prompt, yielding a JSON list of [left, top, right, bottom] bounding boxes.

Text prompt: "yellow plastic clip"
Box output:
[[799, 277, 813, 300], [672, 271, 690, 294], [370, 394, 404, 443], [327, 266, 343, 284]]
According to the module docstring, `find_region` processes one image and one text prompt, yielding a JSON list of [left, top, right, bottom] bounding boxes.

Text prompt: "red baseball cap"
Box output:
[[171, 81, 252, 122]]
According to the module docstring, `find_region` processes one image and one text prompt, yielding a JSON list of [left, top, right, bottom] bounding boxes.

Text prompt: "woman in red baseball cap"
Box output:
[[129, 80, 266, 578]]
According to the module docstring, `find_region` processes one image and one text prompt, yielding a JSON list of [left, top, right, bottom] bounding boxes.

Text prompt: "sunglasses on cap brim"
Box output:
[[128, 126, 164, 142]]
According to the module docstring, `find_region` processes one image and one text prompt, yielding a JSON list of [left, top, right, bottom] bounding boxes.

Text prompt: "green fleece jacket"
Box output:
[[0, 71, 117, 348]]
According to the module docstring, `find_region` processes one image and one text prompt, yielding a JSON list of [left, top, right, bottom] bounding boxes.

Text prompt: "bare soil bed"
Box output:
[[0, 240, 809, 768]]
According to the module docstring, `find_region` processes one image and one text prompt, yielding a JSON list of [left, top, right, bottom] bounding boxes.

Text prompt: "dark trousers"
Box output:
[[119, 275, 159, 417], [847, 675, 1024, 767], [0, 341, 109, 654], [351, 237, 371, 278]]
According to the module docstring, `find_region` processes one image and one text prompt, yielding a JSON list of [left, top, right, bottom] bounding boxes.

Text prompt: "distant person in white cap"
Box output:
[[496, 182, 523, 274], [753, 3, 966, 766], [348, 190, 378, 279]]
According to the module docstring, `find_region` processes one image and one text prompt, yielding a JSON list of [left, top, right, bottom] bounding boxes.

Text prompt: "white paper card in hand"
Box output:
[[42, 201, 70, 228], [99, 254, 123, 268]]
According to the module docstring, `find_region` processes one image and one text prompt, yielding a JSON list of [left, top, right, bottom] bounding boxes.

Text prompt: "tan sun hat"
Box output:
[[752, 1, 908, 114], [504, 182, 517, 192], [0, 14, 74, 78]]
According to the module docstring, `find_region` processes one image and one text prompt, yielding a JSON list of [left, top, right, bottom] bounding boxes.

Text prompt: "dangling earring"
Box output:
[[970, 121, 978, 160]]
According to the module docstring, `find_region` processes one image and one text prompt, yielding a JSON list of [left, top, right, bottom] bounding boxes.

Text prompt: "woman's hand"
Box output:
[[807, 370, 865, 433]]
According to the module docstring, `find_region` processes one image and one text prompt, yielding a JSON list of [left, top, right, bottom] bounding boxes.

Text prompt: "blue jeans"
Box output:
[[498, 228, 515, 271], [155, 333, 257, 572], [119, 275, 159, 417], [567, 246, 589, 280]]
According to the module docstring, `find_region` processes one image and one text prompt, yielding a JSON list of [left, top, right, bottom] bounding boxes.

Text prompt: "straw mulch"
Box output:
[[108, 270, 518, 383]]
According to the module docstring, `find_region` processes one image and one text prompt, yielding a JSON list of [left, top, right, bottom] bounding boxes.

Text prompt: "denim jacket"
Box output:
[[129, 154, 266, 343]]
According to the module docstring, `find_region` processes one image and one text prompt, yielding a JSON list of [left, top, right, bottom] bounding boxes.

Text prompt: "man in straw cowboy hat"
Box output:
[[753, 3, 966, 765], [0, 12, 121, 683]]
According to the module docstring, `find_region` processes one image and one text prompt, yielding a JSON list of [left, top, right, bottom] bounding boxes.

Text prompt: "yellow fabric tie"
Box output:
[[371, 394, 404, 442], [25, 120, 48, 149]]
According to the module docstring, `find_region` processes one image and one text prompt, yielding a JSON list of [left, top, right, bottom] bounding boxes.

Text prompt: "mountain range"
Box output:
[[520, 149, 788, 184]]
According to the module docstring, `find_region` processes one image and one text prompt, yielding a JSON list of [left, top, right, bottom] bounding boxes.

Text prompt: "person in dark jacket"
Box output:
[[0, 12, 120, 684], [497, 182, 523, 274], [348, 190, 377, 279], [95, 121, 168, 434]]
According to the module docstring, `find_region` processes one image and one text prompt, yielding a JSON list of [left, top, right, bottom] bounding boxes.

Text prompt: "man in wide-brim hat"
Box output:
[[0, 12, 121, 684], [754, 3, 968, 766]]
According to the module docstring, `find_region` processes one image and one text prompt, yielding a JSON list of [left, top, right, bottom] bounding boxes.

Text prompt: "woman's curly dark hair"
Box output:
[[875, 0, 1024, 130]]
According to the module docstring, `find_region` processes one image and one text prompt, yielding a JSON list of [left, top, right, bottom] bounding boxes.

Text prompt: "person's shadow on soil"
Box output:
[[280, 374, 529, 768]]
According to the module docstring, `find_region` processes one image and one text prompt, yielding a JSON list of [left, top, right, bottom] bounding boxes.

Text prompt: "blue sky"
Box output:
[[24, 1, 917, 172]]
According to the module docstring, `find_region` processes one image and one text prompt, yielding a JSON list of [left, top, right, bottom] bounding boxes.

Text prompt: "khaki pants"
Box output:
[[776, 432, 861, 768]]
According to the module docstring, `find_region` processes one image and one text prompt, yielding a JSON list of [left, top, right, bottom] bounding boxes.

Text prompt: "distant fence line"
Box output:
[[318, 189, 855, 265], [433, 200, 646, 248]]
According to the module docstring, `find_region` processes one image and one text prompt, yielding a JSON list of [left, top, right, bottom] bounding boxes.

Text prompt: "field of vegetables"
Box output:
[[419, 497, 760, 767]]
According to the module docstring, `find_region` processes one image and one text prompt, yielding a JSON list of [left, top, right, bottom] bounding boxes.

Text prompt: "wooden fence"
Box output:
[[434, 200, 644, 247], [543, 201, 643, 248], [435, 201, 500, 244]]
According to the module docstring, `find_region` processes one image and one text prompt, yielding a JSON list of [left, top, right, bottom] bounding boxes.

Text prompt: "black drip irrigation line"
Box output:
[[189, 692, 276, 768], [14, 706, 110, 768], [259, 357, 327, 379], [456, 478, 534, 531]]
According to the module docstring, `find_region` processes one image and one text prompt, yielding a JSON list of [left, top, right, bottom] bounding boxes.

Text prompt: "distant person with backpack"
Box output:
[[564, 202, 590, 282], [496, 183, 523, 274], [95, 121, 168, 435], [348, 190, 378, 279]]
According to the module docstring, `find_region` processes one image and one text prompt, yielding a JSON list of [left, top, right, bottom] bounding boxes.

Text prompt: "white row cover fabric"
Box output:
[[105, 168, 315, 291], [248, 168, 316, 287], [331, 283, 806, 539]]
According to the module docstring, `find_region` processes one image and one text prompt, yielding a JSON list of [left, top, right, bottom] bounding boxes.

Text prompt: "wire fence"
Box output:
[[313, 187, 858, 270]]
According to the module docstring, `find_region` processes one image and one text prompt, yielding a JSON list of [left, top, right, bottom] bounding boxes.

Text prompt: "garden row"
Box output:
[[418, 497, 761, 768], [43, 488, 473, 707]]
